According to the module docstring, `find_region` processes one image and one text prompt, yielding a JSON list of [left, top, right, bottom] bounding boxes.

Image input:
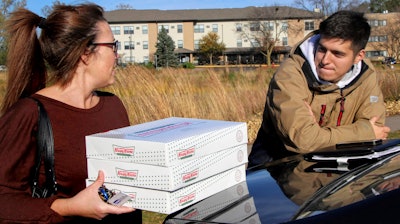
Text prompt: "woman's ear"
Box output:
[[81, 50, 91, 65]]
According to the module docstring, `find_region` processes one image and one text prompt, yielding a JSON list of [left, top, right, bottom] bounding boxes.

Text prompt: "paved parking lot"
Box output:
[[386, 115, 400, 131]]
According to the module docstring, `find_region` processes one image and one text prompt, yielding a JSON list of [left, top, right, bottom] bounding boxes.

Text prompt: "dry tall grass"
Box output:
[[376, 64, 400, 115], [377, 64, 400, 100], [1, 65, 400, 224], [104, 65, 273, 143], [1, 64, 400, 143]]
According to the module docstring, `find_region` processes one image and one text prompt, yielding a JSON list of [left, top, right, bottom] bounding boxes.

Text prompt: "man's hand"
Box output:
[[370, 116, 391, 140]]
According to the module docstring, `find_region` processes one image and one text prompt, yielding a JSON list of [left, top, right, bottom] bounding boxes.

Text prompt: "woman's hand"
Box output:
[[51, 170, 135, 219]]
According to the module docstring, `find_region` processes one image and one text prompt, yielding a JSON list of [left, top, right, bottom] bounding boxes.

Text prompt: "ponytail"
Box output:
[[1, 8, 46, 114]]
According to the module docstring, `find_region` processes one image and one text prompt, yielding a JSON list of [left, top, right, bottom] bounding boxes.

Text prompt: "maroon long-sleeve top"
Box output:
[[0, 91, 141, 223]]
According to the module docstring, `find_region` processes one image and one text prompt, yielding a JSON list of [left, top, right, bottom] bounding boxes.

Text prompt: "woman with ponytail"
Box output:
[[0, 3, 142, 223]]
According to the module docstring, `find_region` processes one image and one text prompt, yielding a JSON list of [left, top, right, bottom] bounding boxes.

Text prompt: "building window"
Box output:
[[177, 40, 183, 48], [142, 25, 148, 34], [124, 41, 134, 50], [194, 40, 200, 49], [369, 35, 388, 42], [158, 25, 169, 33], [305, 21, 314, 31], [282, 37, 288, 46], [237, 39, 242, 47], [124, 26, 134, 35], [368, 20, 387, 27], [177, 24, 183, 33], [366, 50, 386, 58], [143, 41, 148, 49], [250, 39, 260, 47], [250, 23, 260, 31], [144, 56, 149, 63], [125, 56, 134, 63], [194, 24, 204, 33], [111, 26, 121, 35], [281, 21, 288, 31], [212, 24, 218, 32], [236, 23, 242, 32], [263, 21, 274, 31]]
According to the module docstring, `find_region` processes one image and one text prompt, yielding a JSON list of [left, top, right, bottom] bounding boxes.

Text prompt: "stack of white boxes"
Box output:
[[85, 117, 248, 214]]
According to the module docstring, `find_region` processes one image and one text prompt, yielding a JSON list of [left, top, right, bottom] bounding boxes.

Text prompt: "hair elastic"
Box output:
[[38, 17, 47, 29]]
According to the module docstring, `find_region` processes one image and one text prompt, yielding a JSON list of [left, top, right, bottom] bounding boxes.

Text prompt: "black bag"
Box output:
[[31, 98, 57, 198]]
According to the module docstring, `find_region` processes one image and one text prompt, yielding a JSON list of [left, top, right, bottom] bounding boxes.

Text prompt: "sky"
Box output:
[[26, 0, 299, 16]]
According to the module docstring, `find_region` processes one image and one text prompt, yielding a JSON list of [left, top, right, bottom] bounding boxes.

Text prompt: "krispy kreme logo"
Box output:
[[113, 145, 135, 156], [236, 184, 245, 196], [179, 192, 196, 206], [236, 129, 244, 142], [116, 168, 138, 180], [182, 208, 199, 219], [177, 147, 195, 160], [182, 169, 199, 183]]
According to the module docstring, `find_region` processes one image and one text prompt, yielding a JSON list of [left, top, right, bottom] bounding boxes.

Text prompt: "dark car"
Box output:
[[164, 139, 400, 224], [382, 57, 396, 65]]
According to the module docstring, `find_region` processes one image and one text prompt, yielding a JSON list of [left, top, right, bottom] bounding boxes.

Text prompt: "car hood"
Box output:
[[164, 143, 400, 224]]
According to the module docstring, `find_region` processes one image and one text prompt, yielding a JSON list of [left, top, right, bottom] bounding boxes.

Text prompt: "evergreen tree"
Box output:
[[155, 26, 179, 67], [370, 0, 400, 12]]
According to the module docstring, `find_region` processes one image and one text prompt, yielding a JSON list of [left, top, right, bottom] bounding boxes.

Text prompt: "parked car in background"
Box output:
[[164, 139, 400, 224], [0, 65, 6, 72], [382, 57, 397, 65]]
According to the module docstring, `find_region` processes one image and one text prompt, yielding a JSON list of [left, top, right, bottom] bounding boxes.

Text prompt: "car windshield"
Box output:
[[291, 151, 400, 220]]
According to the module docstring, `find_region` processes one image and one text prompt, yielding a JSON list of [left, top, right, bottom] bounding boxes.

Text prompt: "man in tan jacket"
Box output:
[[249, 10, 390, 166]]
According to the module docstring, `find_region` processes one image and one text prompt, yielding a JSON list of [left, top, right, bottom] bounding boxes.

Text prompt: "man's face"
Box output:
[[314, 37, 365, 83]]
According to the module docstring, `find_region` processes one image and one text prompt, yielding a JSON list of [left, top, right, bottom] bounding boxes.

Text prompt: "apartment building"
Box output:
[[365, 12, 400, 62], [105, 6, 324, 65], [105, 6, 398, 65]]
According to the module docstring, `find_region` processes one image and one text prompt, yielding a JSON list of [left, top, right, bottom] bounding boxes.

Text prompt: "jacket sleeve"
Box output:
[[0, 99, 64, 223], [268, 58, 381, 154]]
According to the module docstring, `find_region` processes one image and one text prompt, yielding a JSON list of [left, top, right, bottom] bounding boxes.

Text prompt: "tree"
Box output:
[[198, 32, 225, 65], [240, 7, 299, 66], [294, 0, 364, 15], [0, 0, 26, 65], [370, 0, 400, 12], [155, 26, 179, 67], [41, 0, 62, 16]]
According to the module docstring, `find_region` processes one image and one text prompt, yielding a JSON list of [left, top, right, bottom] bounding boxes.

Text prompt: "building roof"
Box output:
[[105, 6, 324, 24]]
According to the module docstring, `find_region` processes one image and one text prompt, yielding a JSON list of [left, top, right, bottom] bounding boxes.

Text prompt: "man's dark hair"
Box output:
[[319, 10, 370, 53]]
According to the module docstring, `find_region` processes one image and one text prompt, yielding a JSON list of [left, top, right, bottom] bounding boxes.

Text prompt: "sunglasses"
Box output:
[[91, 41, 119, 56]]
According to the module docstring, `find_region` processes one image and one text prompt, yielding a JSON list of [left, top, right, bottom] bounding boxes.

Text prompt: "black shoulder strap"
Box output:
[[31, 97, 57, 197]]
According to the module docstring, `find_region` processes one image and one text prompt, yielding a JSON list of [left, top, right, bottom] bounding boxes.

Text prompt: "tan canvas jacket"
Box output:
[[250, 31, 386, 163]]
